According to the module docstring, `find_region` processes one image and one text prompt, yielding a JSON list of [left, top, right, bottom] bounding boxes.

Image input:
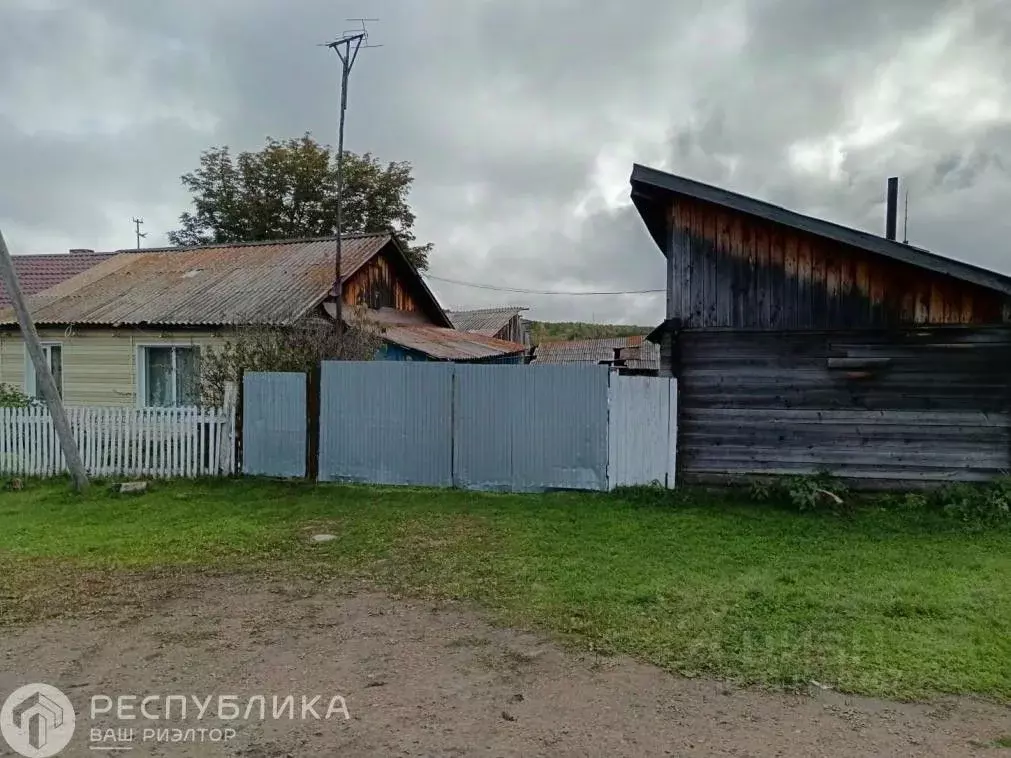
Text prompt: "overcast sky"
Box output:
[[1, 0, 1009, 325]]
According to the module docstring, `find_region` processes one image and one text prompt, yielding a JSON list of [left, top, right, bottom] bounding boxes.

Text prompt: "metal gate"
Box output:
[[242, 372, 306, 478], [318, 361, 454, 486], [241, 364, 676, 491]]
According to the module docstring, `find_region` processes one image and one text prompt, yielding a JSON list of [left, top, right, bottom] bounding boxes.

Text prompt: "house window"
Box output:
[[25, 343, 63, 399], [141, 346, 200, 407]]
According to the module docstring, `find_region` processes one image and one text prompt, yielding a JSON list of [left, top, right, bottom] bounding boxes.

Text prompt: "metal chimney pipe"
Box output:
[[885, 177, 899, 240]]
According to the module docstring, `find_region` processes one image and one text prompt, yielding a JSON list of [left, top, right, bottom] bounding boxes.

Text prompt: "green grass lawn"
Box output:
[[1, 478, 1010, 702]]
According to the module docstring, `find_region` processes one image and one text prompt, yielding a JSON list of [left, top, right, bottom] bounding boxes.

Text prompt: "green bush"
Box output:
[[747, 478, 775, 502], [748, 472, 850, 515], [929, 479, 1011, 531], [0, 384, 31, 409], [862, 480, 1011, 531], [898, 492, 929, 511]]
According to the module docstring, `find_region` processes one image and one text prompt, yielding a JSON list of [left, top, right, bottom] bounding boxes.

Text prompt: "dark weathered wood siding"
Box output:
[[493, 315, 528, 346], [344, 250, 424, 313], [678, 328, 1011, 484], [668, 197, 1008, 329]]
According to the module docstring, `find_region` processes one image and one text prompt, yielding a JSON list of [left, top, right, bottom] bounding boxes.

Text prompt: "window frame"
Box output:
[[24, 342, 63, 399], [135, 343, 201, 408]]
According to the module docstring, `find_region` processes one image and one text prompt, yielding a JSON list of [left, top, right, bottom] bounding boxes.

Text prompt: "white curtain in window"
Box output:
[[145, 347, 173, 407], [175, 348, 200, 407]]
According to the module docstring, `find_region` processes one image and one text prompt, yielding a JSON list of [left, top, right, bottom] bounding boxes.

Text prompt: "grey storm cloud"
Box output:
[[0, 0, 1009, 325]]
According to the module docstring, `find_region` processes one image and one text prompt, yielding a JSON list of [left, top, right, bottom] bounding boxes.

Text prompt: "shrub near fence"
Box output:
[[0, 405, 236, 478]]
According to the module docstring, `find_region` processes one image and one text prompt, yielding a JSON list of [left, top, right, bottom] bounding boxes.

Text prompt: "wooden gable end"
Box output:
[[668, 196, 1008, 329], [342, 242, 449, 326]]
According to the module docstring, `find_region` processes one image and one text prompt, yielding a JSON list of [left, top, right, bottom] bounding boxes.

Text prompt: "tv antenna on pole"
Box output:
[[321, 18, 381, 337], [132, 217, 147, 249]]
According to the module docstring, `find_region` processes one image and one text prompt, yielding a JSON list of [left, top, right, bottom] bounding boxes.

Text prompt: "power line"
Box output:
[[424, 273, 664, 296]]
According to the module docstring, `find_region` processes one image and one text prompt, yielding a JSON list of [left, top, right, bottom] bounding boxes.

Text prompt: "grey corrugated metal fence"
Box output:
[[242, 372, 306, 478], [242, 364, 676, 491], [453, 364, 611, 491], [319, 362, 454, 486], [607, 374, 677, 488]]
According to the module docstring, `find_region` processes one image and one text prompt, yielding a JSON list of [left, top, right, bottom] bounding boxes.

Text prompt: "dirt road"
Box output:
[[1, 575, 1007, 757]]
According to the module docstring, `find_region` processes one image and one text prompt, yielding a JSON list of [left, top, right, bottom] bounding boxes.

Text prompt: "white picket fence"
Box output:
[[0, 405, 236, 478]]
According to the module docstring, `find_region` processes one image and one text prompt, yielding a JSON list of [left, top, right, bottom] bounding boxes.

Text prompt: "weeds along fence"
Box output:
[[0, 405, 236, 478]]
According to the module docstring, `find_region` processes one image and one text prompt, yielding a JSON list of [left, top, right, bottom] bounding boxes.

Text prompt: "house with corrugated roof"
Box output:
[[0, 234, 526, 407]]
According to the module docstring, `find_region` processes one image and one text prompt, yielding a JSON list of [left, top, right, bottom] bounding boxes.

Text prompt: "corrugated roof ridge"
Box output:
[[121, 231, 390, 254], [447, 306, 527, 314], [11, 251, 114, 260], [400, 324, 527, 351], [537, 335, 647, 347], [446, 306, 527, 334]]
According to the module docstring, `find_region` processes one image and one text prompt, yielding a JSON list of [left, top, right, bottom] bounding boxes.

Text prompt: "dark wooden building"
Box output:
[[631, 164, 1011, 485]]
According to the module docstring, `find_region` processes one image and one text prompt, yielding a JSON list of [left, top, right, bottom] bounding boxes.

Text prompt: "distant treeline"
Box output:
[[526, 321, 651, 345]]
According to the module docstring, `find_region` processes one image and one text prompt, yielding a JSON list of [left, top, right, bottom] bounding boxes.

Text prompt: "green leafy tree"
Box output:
[[169, 133, 431, 270]]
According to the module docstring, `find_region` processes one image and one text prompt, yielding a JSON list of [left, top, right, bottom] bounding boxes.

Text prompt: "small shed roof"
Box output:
[[0, 234, 397, 327], [382, 324, 527, 361], [446, 306, 527, 335], [0, 251, 115, 309], [612, 342, 661, 372], [630, 163, 1011, 297], [532, 335, 659, 371]]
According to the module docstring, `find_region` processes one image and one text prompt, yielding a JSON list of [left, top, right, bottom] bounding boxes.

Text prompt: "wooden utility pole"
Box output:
[[132, 217, 147, 249], [324, 19, 379, 341], [0, 229, 88, 491]]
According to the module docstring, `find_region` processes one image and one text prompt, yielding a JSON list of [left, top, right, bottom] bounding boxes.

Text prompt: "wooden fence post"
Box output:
[[306, 365, 321, 481], [217, 381, 238, 475], [234, 372, 244, 475]]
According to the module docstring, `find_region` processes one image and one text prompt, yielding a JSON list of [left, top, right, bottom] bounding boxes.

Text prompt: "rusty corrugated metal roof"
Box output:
[[532, 336, 658, 370], [0, 234, 392, 327], [383, 324, 527, 361], [446, 306, 527, 335]]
